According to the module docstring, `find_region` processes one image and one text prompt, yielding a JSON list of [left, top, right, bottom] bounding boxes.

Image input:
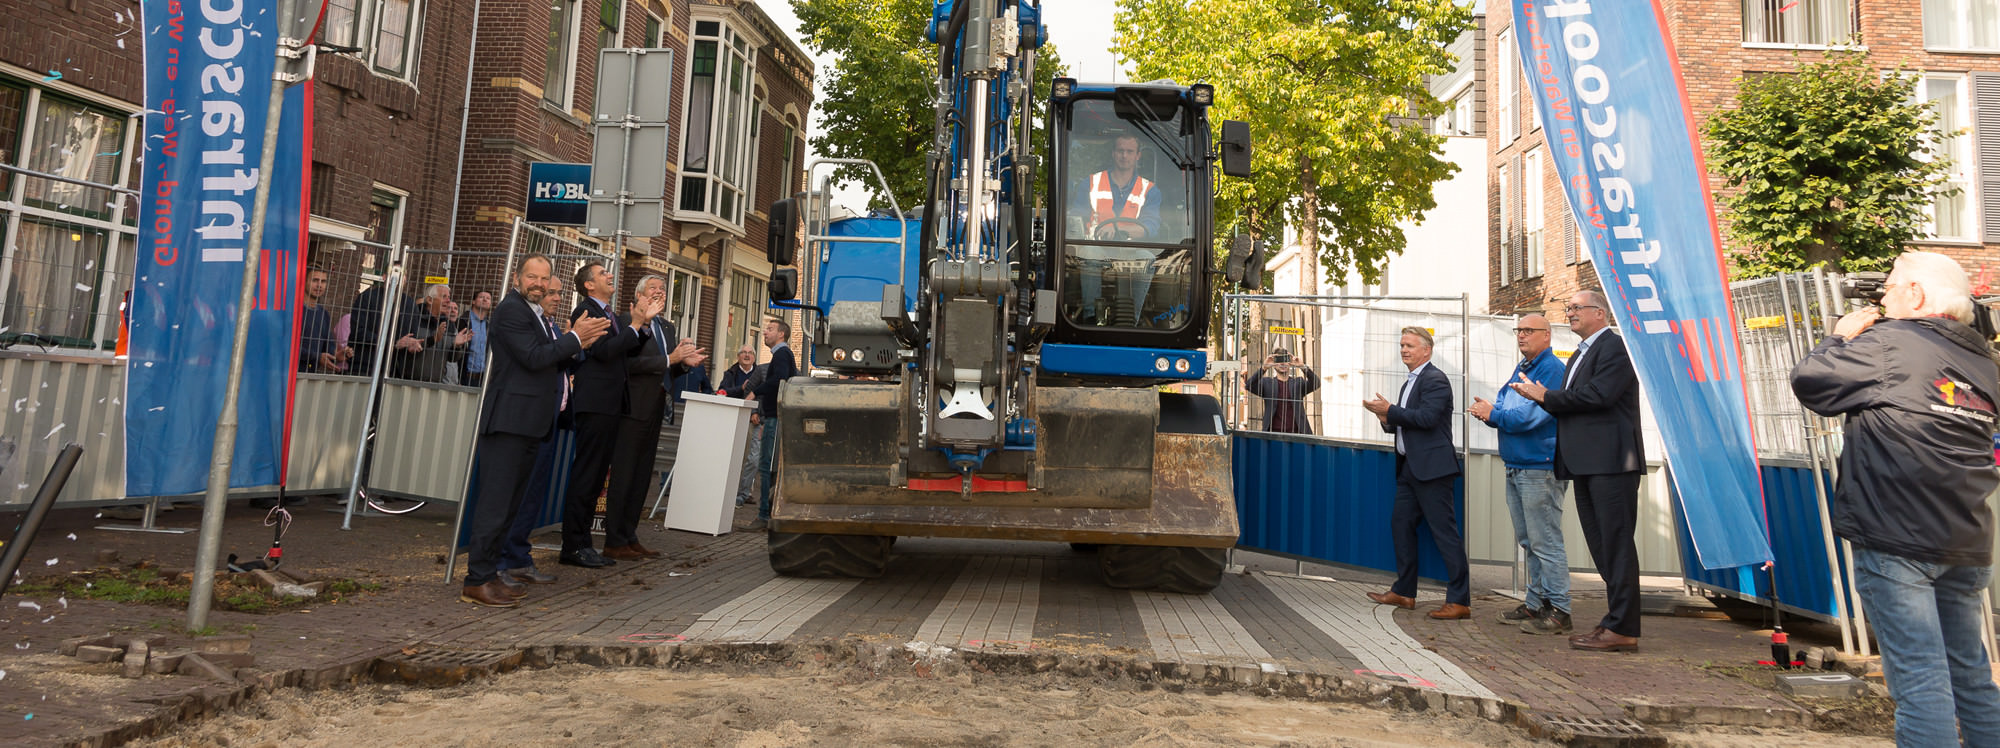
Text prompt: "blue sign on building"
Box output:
[[526, 162, 591, 226]]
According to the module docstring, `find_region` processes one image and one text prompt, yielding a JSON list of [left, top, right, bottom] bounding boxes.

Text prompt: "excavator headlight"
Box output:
[[1051, 77, 1075, 101], [1154, 356, 1170, 372], [1189, 83, 1214, 106], [833, 349, 848, 362], [1174, 358, 1192, 373]]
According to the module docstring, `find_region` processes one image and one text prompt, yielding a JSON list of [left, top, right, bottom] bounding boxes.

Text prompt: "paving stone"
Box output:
[[124, 640, 150, 678], [76, 644, 125, 663], [149, 649, 191, 674], [1775, 672, 1868, 700], [61, 633, 115, 656], [193, 634, 252, 655], [176, 653, 237, 681]]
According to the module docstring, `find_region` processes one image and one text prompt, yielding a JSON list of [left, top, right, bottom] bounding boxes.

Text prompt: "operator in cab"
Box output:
[[1068, 133, 1163, 326]]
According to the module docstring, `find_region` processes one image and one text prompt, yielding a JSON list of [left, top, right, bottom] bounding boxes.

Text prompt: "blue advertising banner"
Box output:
[[526, 162, 591, 225], [1510, 0, 1772, 569], [126, 0, 311, 497]]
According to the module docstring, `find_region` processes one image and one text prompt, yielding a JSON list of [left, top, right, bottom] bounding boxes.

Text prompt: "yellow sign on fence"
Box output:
[[422, 276, 450, 285], [1268, 326, 1304, 335], [1743, 315, 1784, 330]]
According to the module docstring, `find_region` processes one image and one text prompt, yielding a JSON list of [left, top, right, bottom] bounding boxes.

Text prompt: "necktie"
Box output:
[[1396, 369, 1417, 456], [541, 311, 568, 413]]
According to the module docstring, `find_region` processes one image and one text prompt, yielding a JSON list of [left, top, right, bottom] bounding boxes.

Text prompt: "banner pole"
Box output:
[[189, 0, 303, 631]]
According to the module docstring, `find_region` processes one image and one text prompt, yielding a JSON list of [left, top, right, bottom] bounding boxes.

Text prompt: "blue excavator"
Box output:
[[762, 0, 1252, 592]]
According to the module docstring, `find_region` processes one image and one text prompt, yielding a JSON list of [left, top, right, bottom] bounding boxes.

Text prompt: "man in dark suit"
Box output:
[[602, 274, 706, 560], [461, 255, 610, 607], [1511, 289, 1645, 652], [559, 262, 666, 568], [1362, 326, 1470, 620], [747, 317, 797, 531]]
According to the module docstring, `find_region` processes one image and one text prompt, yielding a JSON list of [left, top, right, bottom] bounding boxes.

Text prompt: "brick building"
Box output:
[[1487, 0, 2000, 317], [0, 0, 812, 375]]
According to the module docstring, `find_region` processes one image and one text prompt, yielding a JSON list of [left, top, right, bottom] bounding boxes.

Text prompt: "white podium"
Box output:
[[662, 392, 758, 535]]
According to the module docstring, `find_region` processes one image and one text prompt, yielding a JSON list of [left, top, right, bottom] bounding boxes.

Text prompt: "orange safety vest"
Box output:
[[1088, 171, 1152, 232]]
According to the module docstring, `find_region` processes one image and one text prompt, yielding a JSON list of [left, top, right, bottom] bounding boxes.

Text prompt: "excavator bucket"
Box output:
[[769, 378, 1238, 548]]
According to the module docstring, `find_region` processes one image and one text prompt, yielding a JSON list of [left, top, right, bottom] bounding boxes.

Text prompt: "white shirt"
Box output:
[[1395, 360, 1432, 456], [1566, 327, 1609, 387]]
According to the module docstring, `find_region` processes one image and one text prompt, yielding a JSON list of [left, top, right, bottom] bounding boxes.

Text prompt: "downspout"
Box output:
[[443, 0, 484, 254]]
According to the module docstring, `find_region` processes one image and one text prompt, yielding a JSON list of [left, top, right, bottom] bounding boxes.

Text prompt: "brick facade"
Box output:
[[1488, 0, 2000, 318], [1, 0, 813, 366]]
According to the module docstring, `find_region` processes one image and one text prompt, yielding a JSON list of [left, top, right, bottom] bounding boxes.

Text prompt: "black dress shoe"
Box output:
[[559, 548, 617, 568], [493, 571, 527, 596], [506, 566, 558, 584]]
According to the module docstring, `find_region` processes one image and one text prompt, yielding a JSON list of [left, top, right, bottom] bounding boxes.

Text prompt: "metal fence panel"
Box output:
[[0, 354, 123, 507], [368, 381, 479, 501], [283, 375, 369, 493], [1233, 433, 1456, 580]]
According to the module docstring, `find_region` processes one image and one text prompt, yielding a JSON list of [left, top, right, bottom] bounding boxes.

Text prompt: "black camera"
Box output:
[[1272, 353, 1290, 363], [1839, 271, 2000, 343]]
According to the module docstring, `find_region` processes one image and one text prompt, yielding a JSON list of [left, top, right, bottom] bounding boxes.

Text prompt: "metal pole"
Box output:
[[190, 8, 302, 630], [443, 222, 521, 584], [0, 444, 84, 601], [342, 261, 405, 529], [1781, 273, 1854, 654]]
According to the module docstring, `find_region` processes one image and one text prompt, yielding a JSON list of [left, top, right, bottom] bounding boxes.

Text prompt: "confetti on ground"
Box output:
[[12, 398, 23, 412], [16, 601, 39, 611], [57, 598, 66, 609], [43, 424, 63, 440], [43, 559, 56, 566], [65, 533, 75, 541], [14, 642, 29, 650]]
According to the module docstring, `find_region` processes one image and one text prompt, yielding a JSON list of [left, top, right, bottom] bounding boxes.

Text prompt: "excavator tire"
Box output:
[[1097, 544, 1227, 594], [768, 531, 893, 579]]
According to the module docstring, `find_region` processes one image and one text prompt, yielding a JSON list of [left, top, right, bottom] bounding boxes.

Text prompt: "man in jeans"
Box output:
[[1470, 313, 1570, 634], [1791, 251, 2000, 747]]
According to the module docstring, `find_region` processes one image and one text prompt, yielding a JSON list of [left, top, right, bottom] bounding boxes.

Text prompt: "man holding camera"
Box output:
[[1790, 251, 2000, 747], [1242, 347, 1318, 434]]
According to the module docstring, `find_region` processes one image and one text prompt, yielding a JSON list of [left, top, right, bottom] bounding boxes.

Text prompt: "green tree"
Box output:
[[1704, 51, 1956, 277], [1114, 0, 1471, 284], [792, 0, 1066, 211]]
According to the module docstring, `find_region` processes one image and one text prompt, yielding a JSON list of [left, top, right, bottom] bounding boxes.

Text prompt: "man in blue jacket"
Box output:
[[1471, 313, 1570, 634], [748, 317, 797, 531]]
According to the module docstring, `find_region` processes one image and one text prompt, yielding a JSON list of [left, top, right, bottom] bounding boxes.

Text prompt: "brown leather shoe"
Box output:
[[1569, 628, 1639, 652], [1569, 626, 1606, 645], [1367, 591, 1417, 610], [601, 544, 648, 561], [459, 580, 521, 608], [628, 543, 664, 559], [1428, 603, 1471, 620]]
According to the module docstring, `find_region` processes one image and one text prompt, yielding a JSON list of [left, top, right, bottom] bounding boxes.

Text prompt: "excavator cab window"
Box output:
[[1059, 96, 1198, 331]]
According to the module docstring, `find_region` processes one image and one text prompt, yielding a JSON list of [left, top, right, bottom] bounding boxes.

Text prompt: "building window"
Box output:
[[1524, 149, 1544, 278], [366, 188, 406, 250], [776, 123, 797, 201], [544, 0, 580, 107], [320, 0, 423, 81], [597, 0, 623, 52], [644, 8, 665, 47], [1743, 0, 1853, 46], [677, 18, 758, 228], [1915, 74, 1978, 241], [1925, 0, 2000, 51], [728, 268, 767, 357], [1497, 163, 1511, 283], [664, 267, 700, 341], [0, 80, 138, 351], [1497, 28, 1516, 143]]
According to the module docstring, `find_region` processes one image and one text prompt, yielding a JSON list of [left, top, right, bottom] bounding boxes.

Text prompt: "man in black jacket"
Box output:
[[601, 274, 705, 560], [1511, 289, 1645, 653], [748, 317, 797, 531], [461, 255, 609, 607], [1362, 326, 1470, 620], [559, 262, 666, 568], [1791, 251, 2000, 747]]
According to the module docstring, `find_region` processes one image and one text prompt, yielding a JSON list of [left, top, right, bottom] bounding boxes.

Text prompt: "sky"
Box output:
[[756, 0, 1126, 211]]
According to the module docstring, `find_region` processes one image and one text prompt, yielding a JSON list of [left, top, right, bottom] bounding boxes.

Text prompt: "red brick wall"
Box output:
[[1490, 0, 2000, 317]]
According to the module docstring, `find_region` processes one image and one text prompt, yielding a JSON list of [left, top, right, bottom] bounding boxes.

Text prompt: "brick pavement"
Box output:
[[1, 501, 1886, 746]]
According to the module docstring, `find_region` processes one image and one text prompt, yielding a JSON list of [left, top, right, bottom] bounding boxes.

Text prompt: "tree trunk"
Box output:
[[1298, 154, 1319, 286]]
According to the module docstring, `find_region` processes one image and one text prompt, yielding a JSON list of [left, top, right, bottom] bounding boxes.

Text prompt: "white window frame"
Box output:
[[1497, 163, 1511, 283], [663, 266, 700, 341], [367, 184, 410, 251], [1924, 0, 2000, 53], [543, 0, 584, 109], [1912, 73, 1980, 242], [0, 77, 140, 352], [319, 0, 425, 83], [1497, 27, 1517, 144], [1742, 0, 1855, 48], [1525, 149, 1544, 278], [643, 6, 666, 47], [675, 15, 762, 232], [595, 0, 626, 54]]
